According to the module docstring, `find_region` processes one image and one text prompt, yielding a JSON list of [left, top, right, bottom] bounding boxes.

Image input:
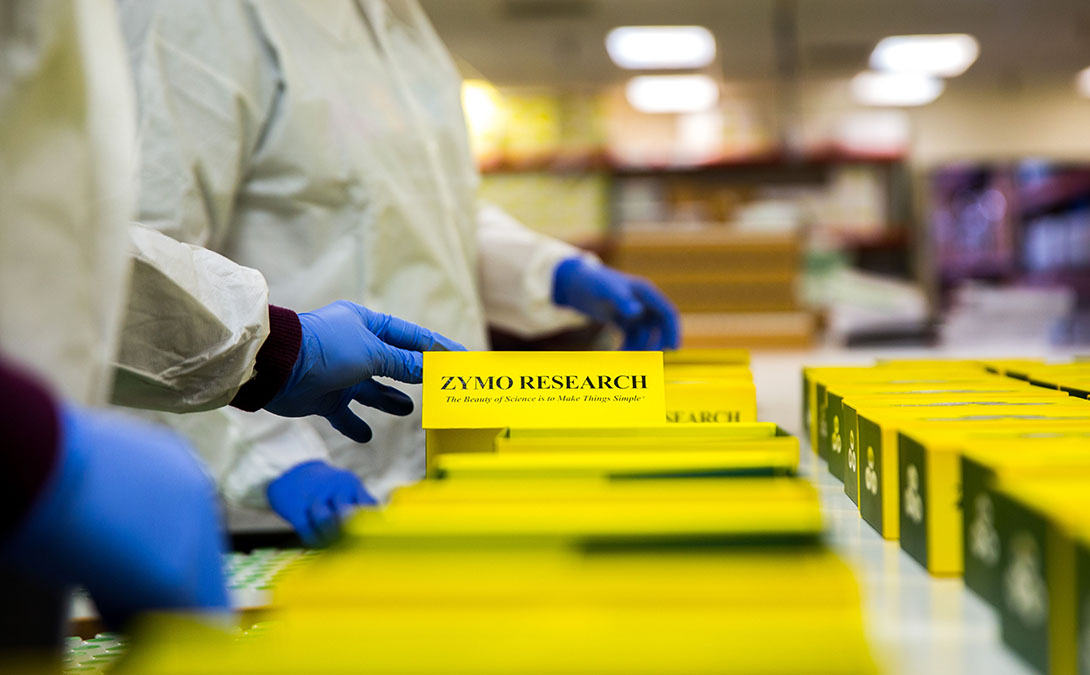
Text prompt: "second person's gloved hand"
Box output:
[[552, 257, 681, 351], [266, 461, 375, 547], [265, 301, 464, 443], [1, 405, 229, 628]]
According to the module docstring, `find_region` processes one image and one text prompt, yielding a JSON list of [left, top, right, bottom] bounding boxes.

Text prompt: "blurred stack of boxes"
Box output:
[[612, 231, 814, 349], [805, 358, 1090, 674], [118, 350, 876, 674]]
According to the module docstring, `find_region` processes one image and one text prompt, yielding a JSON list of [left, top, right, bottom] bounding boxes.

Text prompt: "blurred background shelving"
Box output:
[[427, 0, 1090, 351]]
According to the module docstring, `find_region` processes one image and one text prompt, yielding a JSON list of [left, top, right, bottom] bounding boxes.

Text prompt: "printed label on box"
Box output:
[[423, 351, 665, 429], [1077, 543, 1090, 675], [899, 435, 928, 569], [844, 405, 860, 505], [1000, 504, 1051, 673], [858, 416, 884, 535]]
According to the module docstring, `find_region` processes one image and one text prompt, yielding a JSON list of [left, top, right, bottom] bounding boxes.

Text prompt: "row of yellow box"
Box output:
[[803, 357, 1090, 675], [118, 350, 878, 674]]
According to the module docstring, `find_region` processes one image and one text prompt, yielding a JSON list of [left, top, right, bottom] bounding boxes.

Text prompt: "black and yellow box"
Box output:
[[825, 385, 1061, 484], [804, 363, 1005, 459], [959, 436, 1090, 608], [899, 428, 1090, 577], [852, 402, 1090, 539], [992, 480, 1090, 675], [843, 396, 1086, 516], [1075, 533, 1090, 675]]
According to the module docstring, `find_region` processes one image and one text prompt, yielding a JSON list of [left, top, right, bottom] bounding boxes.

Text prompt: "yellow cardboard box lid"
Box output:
[[423, 351, 665, 429]]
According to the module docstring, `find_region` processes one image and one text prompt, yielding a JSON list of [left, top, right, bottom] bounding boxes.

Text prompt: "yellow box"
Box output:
[[347, 477, 824, 547], [839, 392, 1073, 509], [120, 598, 877, 675], [958, 435, 1090, 607], [992, 481, 1090, 675], [664, 379, 757, 423], [502, 422, 778, 441], [803, 364, 1001, 456], [494, 427, 797, 455], [274, 545, 858, 611], [853, 401, 1090, 539], [663, 349, 750, 365], [899, 431, 1090, 577], [430, 445, 797, 480], [663, 364, 752, 381], [423, 351, 665, 461], [823, 385, 1060, 482]]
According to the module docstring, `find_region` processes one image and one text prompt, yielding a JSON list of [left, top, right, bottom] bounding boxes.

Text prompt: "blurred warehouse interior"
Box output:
[[419, 0, 1090, 349]]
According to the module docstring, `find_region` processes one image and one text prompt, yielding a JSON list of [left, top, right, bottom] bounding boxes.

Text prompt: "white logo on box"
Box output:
[[969, 494, 1000, 566], [847, 430, 857, 472], [864, 446, 878, 495], [832, 417, 842, 455], [1005, 533, 1048, 627], [904, 464, 923, 524]]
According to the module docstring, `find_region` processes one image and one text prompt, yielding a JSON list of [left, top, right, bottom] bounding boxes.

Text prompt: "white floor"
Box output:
[[751, 350, 1037, 675]]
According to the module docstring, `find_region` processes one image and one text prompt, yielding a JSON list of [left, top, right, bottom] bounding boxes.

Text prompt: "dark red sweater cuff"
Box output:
[[230, 305, 303, 412], [0, 357, 61, 540]]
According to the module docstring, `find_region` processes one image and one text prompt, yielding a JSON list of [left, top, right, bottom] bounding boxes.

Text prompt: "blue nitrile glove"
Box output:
[[552, 257, 681, 351], [2, 404, 229, 628], [265, 301, 465, 443], [266, 461, 376, 547]]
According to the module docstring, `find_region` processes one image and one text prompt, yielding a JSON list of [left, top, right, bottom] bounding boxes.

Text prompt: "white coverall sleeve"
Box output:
[[476, 202, 598, 337], [111, 225, 270, 412]]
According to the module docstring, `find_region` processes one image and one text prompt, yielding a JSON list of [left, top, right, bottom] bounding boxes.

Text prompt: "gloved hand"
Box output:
[[267, 461, 375, 547], [265, 301, 464, 443], [552, 257, 681, 351], [1, 405, 229, 628]]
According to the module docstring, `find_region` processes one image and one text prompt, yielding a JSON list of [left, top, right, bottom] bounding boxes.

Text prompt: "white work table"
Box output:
[[751, 349, 1042, 675]]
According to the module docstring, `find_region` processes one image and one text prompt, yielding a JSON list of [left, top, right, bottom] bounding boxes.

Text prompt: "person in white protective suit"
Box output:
[[119, 0, 681, 542], [0, 0, 463, 643]]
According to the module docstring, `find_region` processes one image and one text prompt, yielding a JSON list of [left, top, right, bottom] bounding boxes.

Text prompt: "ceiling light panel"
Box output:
[[607, 26, 717, 70], [626, 74, 720, 114], [870, 34, 980, 77], [851, 71, 945, 107]]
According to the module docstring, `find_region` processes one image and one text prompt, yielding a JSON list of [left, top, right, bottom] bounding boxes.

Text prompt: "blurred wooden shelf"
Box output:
[[681, 312, 817, 349]]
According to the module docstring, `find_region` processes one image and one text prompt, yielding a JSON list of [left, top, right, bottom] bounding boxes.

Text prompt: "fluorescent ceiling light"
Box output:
[[626, 74, 719, 114], [606, 26, 716, 70], [870, 34, 980, 77], [1077, 66, 1090, 98], [851, 71, 945, 107]]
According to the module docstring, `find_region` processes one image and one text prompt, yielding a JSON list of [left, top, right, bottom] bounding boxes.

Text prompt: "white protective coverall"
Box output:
[[0, 0, 271, 411], [120, 0, 591, 504]]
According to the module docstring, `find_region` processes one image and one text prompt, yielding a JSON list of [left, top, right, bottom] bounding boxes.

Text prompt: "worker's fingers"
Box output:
[[603, 277, 644, 325], [287, 511, 321, 548], [370, 343, 425, 384], [324, 406, 374, 444], [329, 492, 362, 526], [631, 280, 681, 350], [352, 379, 414, 416], [308, 499, 339, 547], [362, 306, 467, 353], [622, 322, 656, 351]]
